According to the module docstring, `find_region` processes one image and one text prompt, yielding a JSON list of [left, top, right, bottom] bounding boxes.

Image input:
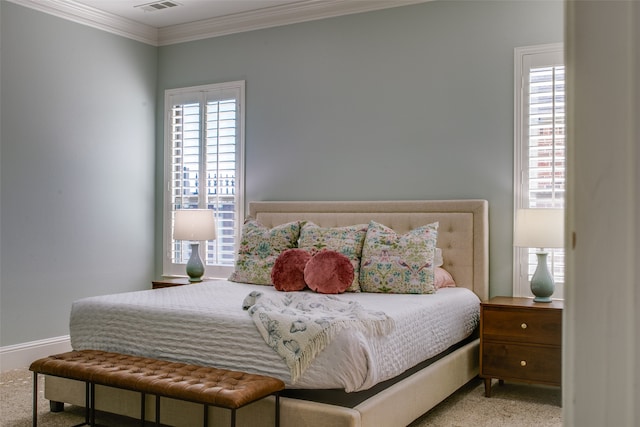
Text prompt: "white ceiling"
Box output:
[[12, 0, 430, 45], [75, 0, 311, 28]]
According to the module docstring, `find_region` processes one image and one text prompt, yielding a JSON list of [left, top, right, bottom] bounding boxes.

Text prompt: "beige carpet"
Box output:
[[1, 367, 561, 426]]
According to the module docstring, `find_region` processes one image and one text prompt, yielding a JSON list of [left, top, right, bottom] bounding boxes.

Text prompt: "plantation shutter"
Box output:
[[515, 46, 565, 297], [164, 82, 244, 278], [527, 64, 565, 209]]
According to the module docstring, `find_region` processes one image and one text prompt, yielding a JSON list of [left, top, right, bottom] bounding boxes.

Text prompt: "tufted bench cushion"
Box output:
[[30, 350, 285, 426]]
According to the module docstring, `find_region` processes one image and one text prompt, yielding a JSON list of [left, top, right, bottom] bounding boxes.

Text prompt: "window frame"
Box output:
[[513, 44, 565, 299], [162, 81, 245, 279]]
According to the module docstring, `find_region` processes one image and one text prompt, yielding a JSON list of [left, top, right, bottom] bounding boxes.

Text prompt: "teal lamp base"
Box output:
[[185, 242, 205, 283], [530, 251, 554, 303]]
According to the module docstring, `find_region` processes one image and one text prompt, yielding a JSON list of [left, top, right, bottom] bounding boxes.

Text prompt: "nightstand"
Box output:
[[480, 296, 563, 397], [151, 277, 193, 289]]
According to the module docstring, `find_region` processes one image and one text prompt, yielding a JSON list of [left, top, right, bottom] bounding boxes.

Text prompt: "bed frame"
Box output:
[[44, 200, 489, 427]]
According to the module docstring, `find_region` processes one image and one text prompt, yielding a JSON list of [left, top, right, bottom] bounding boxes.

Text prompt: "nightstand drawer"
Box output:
[[482, 307, 561, 346], [482, 342, 561, 385]]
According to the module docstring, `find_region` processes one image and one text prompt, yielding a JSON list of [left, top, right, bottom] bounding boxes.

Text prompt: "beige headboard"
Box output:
[[249, 200, 489, 301]]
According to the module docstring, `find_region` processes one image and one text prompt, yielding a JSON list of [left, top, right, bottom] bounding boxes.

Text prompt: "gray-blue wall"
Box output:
[[156, 1, 563, 298], [1, 2, 157, 345], [1, 0, 562, 346]]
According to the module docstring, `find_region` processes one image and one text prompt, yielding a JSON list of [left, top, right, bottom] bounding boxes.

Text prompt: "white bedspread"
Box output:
[[70, 281, 479, 392]]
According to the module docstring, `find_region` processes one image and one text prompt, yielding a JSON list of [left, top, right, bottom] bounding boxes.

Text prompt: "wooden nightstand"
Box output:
[[151, 277, 193, 289], [480, 296, 563, 397]]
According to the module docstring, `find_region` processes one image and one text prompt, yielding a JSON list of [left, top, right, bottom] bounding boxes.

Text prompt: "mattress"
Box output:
[[70, 281, 480, 392]]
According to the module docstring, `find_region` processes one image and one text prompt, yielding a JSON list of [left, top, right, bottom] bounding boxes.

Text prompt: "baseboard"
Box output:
[[0, 335, 71, 372]]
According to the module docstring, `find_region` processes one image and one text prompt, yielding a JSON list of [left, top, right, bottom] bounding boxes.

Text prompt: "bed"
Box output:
[[44, 199, 489, 427]]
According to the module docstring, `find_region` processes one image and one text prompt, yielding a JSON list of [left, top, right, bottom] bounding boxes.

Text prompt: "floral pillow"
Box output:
[[229, 219, 301, 285], [298, 222, 368, 292], [360, 221, 439, 294]]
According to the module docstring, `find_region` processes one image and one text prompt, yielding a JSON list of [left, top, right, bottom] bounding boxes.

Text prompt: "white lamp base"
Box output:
[[530, 251, 554, 302], [185, 242, 205, 282]]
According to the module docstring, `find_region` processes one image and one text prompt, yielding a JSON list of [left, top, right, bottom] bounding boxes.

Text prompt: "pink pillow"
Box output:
[[271, 249, 312, 291], [304, 250, 354, 294], [434, 267, 456, 289]]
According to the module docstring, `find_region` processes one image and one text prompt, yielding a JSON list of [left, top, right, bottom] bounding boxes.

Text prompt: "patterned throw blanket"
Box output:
[[242, 291, 394, 383]]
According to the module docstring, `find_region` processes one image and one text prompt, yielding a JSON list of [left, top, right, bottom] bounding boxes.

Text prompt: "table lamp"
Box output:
[[514, 208, 564, 302], [173, 209, 217, 282]]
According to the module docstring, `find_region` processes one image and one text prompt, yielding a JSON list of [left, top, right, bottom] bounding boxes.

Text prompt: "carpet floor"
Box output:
[[1, 367, 561, 426]]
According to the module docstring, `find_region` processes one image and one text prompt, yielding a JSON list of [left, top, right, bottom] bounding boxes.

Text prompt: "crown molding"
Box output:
[[8, 0, 430, 47], [7, 0, 158, 45], [157, 0, 430, 46]]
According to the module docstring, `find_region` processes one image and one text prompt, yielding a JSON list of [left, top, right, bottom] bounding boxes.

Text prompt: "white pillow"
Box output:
[[434, 248, 443, 267]]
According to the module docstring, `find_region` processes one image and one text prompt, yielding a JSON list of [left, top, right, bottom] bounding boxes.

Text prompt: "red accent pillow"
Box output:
[[304, 250, 354, 294], [271, 249, 312, 291]]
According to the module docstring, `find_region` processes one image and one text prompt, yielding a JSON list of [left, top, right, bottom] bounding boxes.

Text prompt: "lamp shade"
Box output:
[[173, 209, 217, 241], [514, 208, 564, 249]]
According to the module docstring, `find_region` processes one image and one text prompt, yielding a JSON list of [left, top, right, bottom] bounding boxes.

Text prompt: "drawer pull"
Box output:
[[521, 323, 528, 329], [520, 360, 527, 367]]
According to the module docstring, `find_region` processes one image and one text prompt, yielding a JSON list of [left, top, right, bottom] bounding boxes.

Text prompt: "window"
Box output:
[[163, 81, 245, 279], [514, 44, 565, 299]]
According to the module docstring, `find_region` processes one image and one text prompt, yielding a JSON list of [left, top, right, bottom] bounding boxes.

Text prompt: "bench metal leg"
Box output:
[[33, 372, 38, 427], [231, 408, 236, 427], [84, 382, 90, 426], [203, 404, 208, 427], [155, 395, 161, 426], [275, 393, 280, 427], [90, 383, 96, 427], [140, 392, 146, 427]]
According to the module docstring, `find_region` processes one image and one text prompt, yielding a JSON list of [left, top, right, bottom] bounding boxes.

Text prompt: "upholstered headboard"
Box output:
[[248, 200, 489, 301]]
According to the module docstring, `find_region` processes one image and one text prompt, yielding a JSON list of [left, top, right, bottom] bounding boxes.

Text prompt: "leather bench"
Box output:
[[30, 350, 285, 427]]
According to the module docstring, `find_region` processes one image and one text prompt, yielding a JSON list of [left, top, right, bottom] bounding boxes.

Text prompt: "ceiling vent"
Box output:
[[135, 1, 181, 13]]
